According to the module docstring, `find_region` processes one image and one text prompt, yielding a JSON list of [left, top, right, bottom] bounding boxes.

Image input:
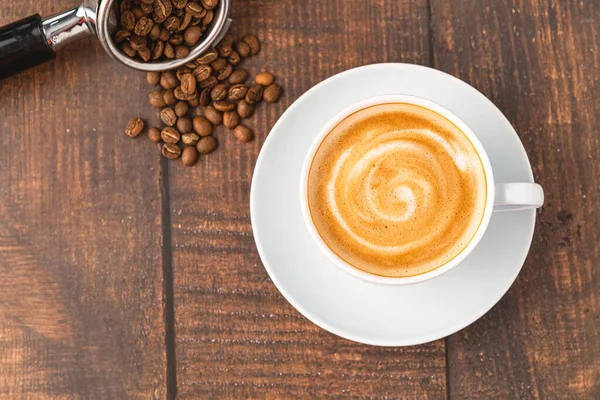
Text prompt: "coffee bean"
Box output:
[[120, 0, 132, 13], [174, 86, 196, 101], [228, 51, 241, 66], [255, 72, 274, 86], [149, 24, 161, 40], [149, 89, 166, 107], [237, 99, 254, 118], [219, 34, 234, 48], [125, 117, 144, 137], [216, 63, 233, 81], [204, 106, 223, 125], [201, 0, 218, 10], [186, 1, 205, 17], [184, 26, 202, 46], [196, 136, 217, 154], [182, 132, 200, 145], [175, 101, 189, 117], [152, 40, 165, 59], [120, 11, 136, 31], [181, 146, 199, 166], [121, 42, 136, 57], [228, 68, 248, 84], [193, 116, 213, 136], [129, 35, 147, 51], [199, 88, 211, 106], [164, 16, 180, 31], [187, 96, 199, 107], [227, 84, 247, 101], [199, 76, 218, 89], [138, 46, 151, 62], [176, 66, 192, 80], [161, 127, 181, 143], [134, 17, 154, 36], [234, 40, 250, 58], [211, 84, 227, 101], [177, 117, 193, 133], [154, 0, 173, 22], [148, 127, 162, 143], [196, 48, 218, 64], [164, 42, 175, 58], [163, 89, 177, 105], [241, 34, 260, 55], [216, 42, 232, 58], [192, 64, 212, 81], [141, 1, 154, 14], [132, 7, 146, 20], [160, 71, 178, 89], [223, 110, 240, 129], [175, 45, 190, 58], [147, 71, 161, 86], [211, 57, 227, 72], [234, 125, 254, 142], [202, 10, 213, 25], [161, 108, 178, 126], [162, 143, 182, 159], [180, 73, 197, 95], [170, 33, 184, 45], [264, 83, 282, 103], [178, 12, 192, 31], [159, 27, 170, 41], [115, 30, 131, 43], [213, 101, 235, 112], [245, 84, 263, 104], [172, 0, 189, 9]]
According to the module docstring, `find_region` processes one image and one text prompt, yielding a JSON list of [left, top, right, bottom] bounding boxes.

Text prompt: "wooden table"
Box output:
[[1, 1, 598, 398]]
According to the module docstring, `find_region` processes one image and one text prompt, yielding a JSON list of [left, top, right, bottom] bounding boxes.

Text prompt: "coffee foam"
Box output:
[[307, 103, 487, 277]]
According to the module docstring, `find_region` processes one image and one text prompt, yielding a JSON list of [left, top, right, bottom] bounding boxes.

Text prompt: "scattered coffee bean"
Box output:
[[241, 34, 260, 55], [148, 127, 162, 143], [199, 88, 211, 106], [196, 48, 218, 64], [181, 146, 199, 166], [223, 110, 240, 129], [188, 96, 199, 107], [228, 68, 248, 84], [245, 84, 263, 104], [160, 71, 178, 89], [204, 106, 223, 125], [234, 125, 254, 142], [211, 84, 227, 101], [125, 117, 144, 137], [192, 64, 212, 81], [228, 51, 241, 66], [162, 143, 182, 159], [213, 101, 235, 112], [177, 117, 193, 133], [175, 45, 190, 59], [199, 76, 218, 89], [237, 99, 254, 118], [263, 83, 282, 103], [182, 132, 200, 146], [228, 84, 247, 101], [161, 107, 178, 126], [216, 63, 233, 80], [234, 40, 250, 58], [175, 101, 189, 117], [180, 73, 197, 95], [161, 127, 181, 143], [147, 71, 161, 86], [255, 72, 274, 86], [211, 57, 227, 72], [196, 136, 217, 154], [149, 89, 167, 107], [193, 116, 213, 136], [163, 89, 177, 105], [176, 66, 192, 80]]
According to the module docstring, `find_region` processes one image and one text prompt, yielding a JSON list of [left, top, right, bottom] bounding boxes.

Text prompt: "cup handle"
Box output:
[[493, 183, 544, 212]]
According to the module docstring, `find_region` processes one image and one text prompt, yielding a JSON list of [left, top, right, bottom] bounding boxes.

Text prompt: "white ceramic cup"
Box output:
[[300, 94, 544, 285]]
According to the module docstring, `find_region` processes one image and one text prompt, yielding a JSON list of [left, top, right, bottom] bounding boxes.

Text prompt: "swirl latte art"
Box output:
[[308, 103, 487, 277]]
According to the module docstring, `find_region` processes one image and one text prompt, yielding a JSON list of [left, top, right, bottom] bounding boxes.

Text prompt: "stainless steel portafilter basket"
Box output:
[[0, 0, 231, 79]]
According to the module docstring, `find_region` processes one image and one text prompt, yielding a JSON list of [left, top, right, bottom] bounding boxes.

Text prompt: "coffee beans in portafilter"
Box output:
[[126, 33, 283, 166], [113, 0, 220, 63]]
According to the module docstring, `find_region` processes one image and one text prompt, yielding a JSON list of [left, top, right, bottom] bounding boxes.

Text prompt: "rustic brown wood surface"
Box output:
[[0, 0, 597, 399]]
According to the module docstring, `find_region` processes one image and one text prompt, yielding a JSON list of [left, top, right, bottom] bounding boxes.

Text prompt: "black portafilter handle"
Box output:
[[0, 14, 56, 80]]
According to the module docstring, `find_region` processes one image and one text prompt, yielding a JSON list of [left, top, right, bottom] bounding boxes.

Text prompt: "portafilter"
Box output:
[[0, 0, 231, 79]]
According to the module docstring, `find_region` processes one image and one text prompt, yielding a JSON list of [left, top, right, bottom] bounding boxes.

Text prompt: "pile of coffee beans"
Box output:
[[125, 33, 283, 167], [113, 0, 219, 63]]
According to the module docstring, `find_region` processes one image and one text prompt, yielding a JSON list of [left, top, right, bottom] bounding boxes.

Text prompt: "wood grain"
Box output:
[[167, 0, 448, 398], [430, 0, 600, 398], [0, 2, 168, 398]]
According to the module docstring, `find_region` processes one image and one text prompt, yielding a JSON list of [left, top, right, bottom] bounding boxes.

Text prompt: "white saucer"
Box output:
[[250, 64, 536, 346]]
